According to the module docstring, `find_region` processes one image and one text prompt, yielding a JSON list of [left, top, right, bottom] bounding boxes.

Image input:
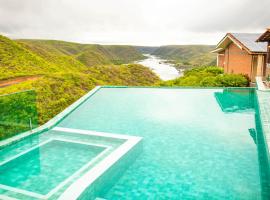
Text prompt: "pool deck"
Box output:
[[256, 90, 270, 161]]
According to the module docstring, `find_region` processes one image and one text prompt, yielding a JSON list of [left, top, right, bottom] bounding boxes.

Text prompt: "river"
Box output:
[[136, 54, 182, 81]]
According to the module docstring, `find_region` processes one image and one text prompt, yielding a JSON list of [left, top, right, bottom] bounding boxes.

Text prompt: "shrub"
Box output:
[[204, 66, 224, 75], [161, 66, 249, 87], [200, 76, 218, 87], [215, 74, 249, 87]]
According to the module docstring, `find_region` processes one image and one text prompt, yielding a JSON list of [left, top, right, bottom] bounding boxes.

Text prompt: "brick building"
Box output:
[[212, 33, 267, 82]]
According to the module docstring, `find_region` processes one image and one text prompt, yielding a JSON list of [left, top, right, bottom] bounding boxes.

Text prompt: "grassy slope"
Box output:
[[134, 46, 159, 54], [152, 45, 216, 67], [18, 39, 145, 67], [0, 36, 57, 80], [18, 40, 88, 73], [0, 36, 160, 126]]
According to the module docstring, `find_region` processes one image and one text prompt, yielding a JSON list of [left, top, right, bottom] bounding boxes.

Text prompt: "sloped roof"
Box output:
[[256, 28, 270, 42], [212, 33, 267, 54], [231, 33, 267, 52]]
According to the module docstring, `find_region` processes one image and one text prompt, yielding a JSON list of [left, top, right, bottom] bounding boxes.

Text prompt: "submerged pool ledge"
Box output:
[[55, 127, 142, 200], [0, 127, 142, 200], [52, 127, 143, 200]]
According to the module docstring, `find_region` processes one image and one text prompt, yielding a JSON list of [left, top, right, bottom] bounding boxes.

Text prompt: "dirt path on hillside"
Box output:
[[0, 76, 41, 88]]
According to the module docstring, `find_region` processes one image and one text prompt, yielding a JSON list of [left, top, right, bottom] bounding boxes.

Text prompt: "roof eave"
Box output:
[[250, 51, 267, 55], [211, 48, 224, 53], [213, 33, 250, 54], [256, 29, 270, 42]]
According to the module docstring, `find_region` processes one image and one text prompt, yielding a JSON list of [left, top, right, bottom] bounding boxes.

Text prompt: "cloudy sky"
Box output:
[[0, 0, 269, 46]]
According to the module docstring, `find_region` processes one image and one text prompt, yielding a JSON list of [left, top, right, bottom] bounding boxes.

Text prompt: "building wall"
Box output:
[[224, 43, 252, 77], [217, 51, 225, 67], [216, 39, 268, 82]]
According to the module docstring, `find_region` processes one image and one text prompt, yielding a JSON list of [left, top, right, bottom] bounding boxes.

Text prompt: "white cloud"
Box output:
[[0, 0, 269, 45]]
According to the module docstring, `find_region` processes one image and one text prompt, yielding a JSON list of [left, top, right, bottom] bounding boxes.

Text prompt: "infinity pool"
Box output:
[[1, 87, 270, 200], [57, 87, 270, 199]]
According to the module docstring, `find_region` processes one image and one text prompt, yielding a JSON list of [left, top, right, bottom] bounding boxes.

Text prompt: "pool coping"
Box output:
[[256, 76, 270, 91], [53, 127, 142, 200], [255, 90, 270, 164]]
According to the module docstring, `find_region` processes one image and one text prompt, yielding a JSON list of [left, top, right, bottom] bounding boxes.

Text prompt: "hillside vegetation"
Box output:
[[0, 90, 38, 140], [0, 35, 249, 140], [161, 66, 248, 87], [0, 35, 56, 80], [151, 45, 216, 68], [19, 40, 145, 67], [0, 35, 160, 128], [134, 46, 158, 54]]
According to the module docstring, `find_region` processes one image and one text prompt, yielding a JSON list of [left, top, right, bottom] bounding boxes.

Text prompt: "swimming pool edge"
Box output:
[[0, 86, 102, 148], [56, 129, 143, 200], [0, 86, 256, 148], [255, 90, 270, 166]]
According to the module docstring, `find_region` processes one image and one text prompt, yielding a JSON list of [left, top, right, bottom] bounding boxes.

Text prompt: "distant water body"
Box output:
[[137, 54, 181, 80]]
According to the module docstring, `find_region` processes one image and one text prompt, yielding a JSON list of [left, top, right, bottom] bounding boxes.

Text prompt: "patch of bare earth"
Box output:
[[0, 76, 41, 88]]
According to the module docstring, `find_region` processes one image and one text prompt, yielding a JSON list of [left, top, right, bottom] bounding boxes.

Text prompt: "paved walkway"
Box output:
[[256, 90, 270, 156]]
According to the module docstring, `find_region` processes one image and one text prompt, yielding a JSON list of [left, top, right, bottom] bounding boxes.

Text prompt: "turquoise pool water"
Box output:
[[0, 140, 105, 195], [0, 128, 126, 199], [57, 87, 270, 199]]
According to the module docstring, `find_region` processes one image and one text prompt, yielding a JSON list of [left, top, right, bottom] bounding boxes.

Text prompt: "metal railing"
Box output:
[[0, 90, 38, 140]]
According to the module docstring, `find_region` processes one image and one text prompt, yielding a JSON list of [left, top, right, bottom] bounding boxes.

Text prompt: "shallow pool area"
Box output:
[[0, 121, 142, 199], [1, 87, 270, 200], [0, 139, 106, 196]]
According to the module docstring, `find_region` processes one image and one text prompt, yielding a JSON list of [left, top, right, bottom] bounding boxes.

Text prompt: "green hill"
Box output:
[[18, 39, 145, 67], [134, 46, 159, 54], [151, 45, 216, 68], [0, 35, 57, 80], [0, 35, 159, 127]]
